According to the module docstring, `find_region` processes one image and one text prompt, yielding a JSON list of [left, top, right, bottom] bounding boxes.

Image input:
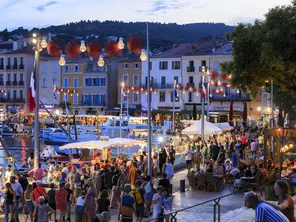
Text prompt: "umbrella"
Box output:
[[242, 102, 247, 128], [181, 120, 222, 135], [192, 104, 197, 120], [213, 122, 233, 131], [229, 101, 234, 126]]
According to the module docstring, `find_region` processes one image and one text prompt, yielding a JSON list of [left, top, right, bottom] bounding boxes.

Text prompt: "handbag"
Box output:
[[120, 196, 133, 217]]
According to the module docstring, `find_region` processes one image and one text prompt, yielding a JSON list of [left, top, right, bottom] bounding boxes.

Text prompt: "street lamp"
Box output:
[[117, 37, 125, 50], [80, 40, 87, 52], [59, 54, 66, 66], [98, 55, 105, 67], [120, 82, 124, 139], [140, 49, 148, 61]]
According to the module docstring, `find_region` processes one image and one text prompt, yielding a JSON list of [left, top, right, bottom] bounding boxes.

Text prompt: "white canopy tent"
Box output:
[[213, 122, 233, 131], [181, 120, 223, 135]]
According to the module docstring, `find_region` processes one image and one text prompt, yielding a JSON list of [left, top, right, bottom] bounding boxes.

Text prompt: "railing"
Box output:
[[6, 65, 11, 69], [187, 66, 195, 72], [19, 81, 24, 86], [12, 81, 17, 86], [6, 81, 11, 86], [0, 98, 25, 102], [12, 65, 18, 69], [145, 192, 237, 222], [19, 64, 24, 69], [0, 65, 3, 70], [140, 83, 174, 89], [85, 67, 106, 72], [80, 102, 106, 106], [210, 93, 251, 101], [0, 81, 4, 86], [186, 83, 195, 88]]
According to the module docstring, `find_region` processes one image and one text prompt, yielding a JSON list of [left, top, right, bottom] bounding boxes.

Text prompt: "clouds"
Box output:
[[35, 1, 58, 12]]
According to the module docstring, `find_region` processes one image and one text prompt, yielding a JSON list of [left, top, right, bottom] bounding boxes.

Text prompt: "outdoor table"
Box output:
[[241, 177, 254, 191]]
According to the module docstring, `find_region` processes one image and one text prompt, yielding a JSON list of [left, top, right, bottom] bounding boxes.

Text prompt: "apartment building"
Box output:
[[39, 57, 61, 111], [117, 56, 142, 115], [0, 46, 34, 114]]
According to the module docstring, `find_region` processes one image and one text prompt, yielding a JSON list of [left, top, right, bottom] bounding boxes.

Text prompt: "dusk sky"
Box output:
[[0, 0, 292, 30]]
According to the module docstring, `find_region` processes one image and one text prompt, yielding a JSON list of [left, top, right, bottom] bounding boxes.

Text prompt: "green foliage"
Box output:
[[220, 2, 296, 122], [0, 21, 234, 51]]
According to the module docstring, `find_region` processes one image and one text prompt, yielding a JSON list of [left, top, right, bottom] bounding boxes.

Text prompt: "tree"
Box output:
[[221, 1, 296, 123]]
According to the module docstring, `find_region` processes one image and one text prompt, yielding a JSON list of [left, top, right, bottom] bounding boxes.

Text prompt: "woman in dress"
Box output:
[[84, 178, 97, 222], [127, 162, 137, 185], [91, 163, 101, 194], [4, 182, 16, 222], [55, 182, 68, 222], [23, 184, 34, 222], [68, 165, 80, 190], [33, 196, 54, 222]]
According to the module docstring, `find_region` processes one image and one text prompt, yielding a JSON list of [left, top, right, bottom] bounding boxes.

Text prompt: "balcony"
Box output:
[[0, 65, 3, 70], [187, 83, 195, 88], [12, 64, 18, 70], [187, 66, 195, 72], [0, 81, 3, 86], [85, 67, 106, 72], [12, 81, 17, 86], [19, 81, 24, 86], [19, 64, 24, 69], [6, 81, 11, 86], [210, 93, 252, 102], [140, 83, 174, 89], [0, 98, 25, 103], [6, 65, 11, 70], [80, 101, 106, 106]]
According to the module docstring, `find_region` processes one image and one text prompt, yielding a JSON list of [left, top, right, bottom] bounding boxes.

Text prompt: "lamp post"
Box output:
[[201, 66, 206, 141], [206, 71, 210, 121], [172, 80, 176, 133], [120, 82, 124, 139]]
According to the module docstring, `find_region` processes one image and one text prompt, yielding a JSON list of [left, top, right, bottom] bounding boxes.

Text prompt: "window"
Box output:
[[159, 61, 168, 70], [13, 58, 17, 67], [64, 93, 68, 102], [64, 65, 69, 72], [133, 63, 139, 69], [201, 60, 207, 67], [123, 93, 128, 102], [0, 58, 3, 67], [172, 61, 180, 70], [174, 76, 178, 84], [123, 63, 128, 69], [189, 76, 194, 84], [42, 78, 47, 88], [7, 58, 11, 65], [52, 63, 57, 73], [13, 90, 17, 99], [73, 65, 79, 72], [133, 74, 139, 86], [20, 73, 23, 81], [161, 77, 166, 86], [20, 57, 23, 65], [189, 61, 194, 68], [53, 78, 57, 86], [85, 78, 89, 86], [159, 92, 166, 102], [13, 73, 17, 81], [149, 62, 152, 70], [133, 93, 138, 103], [92, 78, 97, 86], [7, 73, 10, 81], [20, 90, 23, 99], [74, 78, 78, 87], [123, 74, 128, 85], [100, 95, 106, 105], [64, 78, 68, 87], [100, 78, 106, 86], [188, 92, 192, 102], [0, 74, 3, 81], [171, 91, 179, 102], [41, 63, 46, 72]]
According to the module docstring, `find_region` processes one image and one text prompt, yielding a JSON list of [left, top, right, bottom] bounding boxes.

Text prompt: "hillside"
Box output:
[[0, 21, 234, 51]]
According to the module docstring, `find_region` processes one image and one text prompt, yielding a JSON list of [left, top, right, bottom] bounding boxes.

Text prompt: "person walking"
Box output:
[[184, 146, 194, 171], [84, 178, 97, 222], [118, 184, 134, 222], [23, 184, 34, 222], [33, 196, 55, 222], [4, 182, 16, 222], [10, 175, 23, 222], [47, 183, 57, 222], [144, 176, 153, 217], [162, 159, 174, 180], [159, 147, 168, 172], [96, 189, 111, 218], [74, 190, 86, 222], [55, 182, 68, 222], [131, 180, 145, 222]]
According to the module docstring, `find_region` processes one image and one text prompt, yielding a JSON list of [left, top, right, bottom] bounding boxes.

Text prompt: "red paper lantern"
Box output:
[[127, 35, 143, 54], [185, 87, 189, 91], [87, 41, 102, 58], [47, 39, 62, 57], [222, 82, 228, 88], [178, 85, 183, 90], [211, 89, 216, 95], [221, 73, 228, 81], [192, 88, 197, 93], [210, 71, 218, 80], [198, 89, 202, 93], [65, 41, 80, 58], [104, 40, 120, 57], [214, 81, 218, 87]]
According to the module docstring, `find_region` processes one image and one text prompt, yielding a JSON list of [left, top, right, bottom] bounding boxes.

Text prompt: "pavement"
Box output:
[[1, 168, 247, 222]]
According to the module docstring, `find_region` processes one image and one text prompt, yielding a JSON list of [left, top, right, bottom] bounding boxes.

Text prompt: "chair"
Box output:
[[205, 172, 216, 191], [187, 171, 196, 190], [197, 173, 206, 190]]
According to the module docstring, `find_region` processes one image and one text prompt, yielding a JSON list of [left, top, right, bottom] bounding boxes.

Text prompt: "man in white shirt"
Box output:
[[4, 165, 13, 183], [61, 162, 69, 181], [47, 161, 55, 182], [184, 146, 194, 171], [10, 175, 23, 221], [251, 140, 257, 159]]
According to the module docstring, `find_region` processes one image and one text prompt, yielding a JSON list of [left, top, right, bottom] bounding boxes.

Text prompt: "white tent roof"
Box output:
[[59, 138, 146, 150], [213, 122, 233, 131], [181, 120, 222, 135]]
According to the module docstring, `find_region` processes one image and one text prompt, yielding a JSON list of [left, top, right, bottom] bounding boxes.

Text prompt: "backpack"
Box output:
[[133, 189, 144, 205]]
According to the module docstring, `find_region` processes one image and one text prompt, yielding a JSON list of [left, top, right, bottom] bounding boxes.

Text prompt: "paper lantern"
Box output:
[[127, 35, 143, 54], [65, 41, 80, 58], [185, 87, 189, 91], [221, 73, 228, 81], [87, 40, 102, 58], [105, 40, 120, 57], [222, 82, 228, 88], [214, 81, 218, 87], [210, 71, 218, 80], [178, 85, 183, 90], [192, 88, 197, 93], [47, 39, 62, 57], [211, 89, 216, 95]]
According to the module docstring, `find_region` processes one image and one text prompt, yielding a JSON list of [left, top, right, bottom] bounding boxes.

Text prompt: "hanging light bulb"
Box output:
[[59, 54, 66, 66], [183, 91, 185, 94], [217, 80, 221, 86], [98, 55, 105, 67], [195, 93, 199, 96], [210, 93, 212, 97], [216, 89, 220, 93], [32, 38, 37, 44], [140, 49, 147, 61], [211, 80, 214, 85], [117, 37, 124, 49], [236, 89, 240, 94], [41, 37, 47, 48], [136, 91, 139, 95], [80, 40, 86, 52], [154, 91, 156, 94], [223, 93, 226, 97]]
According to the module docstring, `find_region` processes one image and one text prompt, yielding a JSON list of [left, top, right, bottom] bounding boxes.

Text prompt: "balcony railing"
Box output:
[[85, 67, 106, 72], [6, 65, 11, 70], [140, 83, 174, 89], [187, 66, 195, 72], [210, 93, 251, 102], [19, 64, 24, 69], [12, 65, 18, 69], [6, 81, 11, 86], [80, 101, 106, 106], [12, 81, 17, 86], [187, 83, 195, 88], [0, 98, 25, 103], [0, 65, 3, 70], [0, 81, 4, 86], [19, 81, 24, 86]]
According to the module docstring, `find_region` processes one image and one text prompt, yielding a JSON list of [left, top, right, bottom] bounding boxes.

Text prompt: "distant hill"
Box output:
[[0, 21, 234, 51]]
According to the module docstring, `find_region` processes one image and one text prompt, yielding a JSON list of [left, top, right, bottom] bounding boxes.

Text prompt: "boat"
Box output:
[[1, 122, 32, 137]]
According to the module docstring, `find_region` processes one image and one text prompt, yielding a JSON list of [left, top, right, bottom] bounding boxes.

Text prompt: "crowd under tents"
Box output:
[[181, 120, 223, 135]]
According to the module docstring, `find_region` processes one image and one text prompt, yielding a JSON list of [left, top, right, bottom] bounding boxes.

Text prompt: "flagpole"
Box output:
[[52, 85, 56, 114], [33, 36, 41, 168], [147, 22, 152, 177], [201, 66, 205, 141], [172, 80, 176, 132]]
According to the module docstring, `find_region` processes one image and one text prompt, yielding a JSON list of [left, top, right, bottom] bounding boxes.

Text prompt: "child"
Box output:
[[59, 172, 67, 183], [152, 186, 164, 222], [47, 183, 56, 222], [75, 190, 86, 222], [163, 191, 174, 222], [65, 183, 73, 221]]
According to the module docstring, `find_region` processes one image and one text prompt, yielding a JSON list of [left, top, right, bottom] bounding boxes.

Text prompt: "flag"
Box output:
[[202, 84, 206, 98], [53, 85, 57, 101], [28, 63, 36, 112]]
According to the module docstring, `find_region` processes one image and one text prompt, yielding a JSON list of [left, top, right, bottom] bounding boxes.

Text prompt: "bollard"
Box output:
[[180, 179, 185, 192], [170, 183, 173, 194]]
